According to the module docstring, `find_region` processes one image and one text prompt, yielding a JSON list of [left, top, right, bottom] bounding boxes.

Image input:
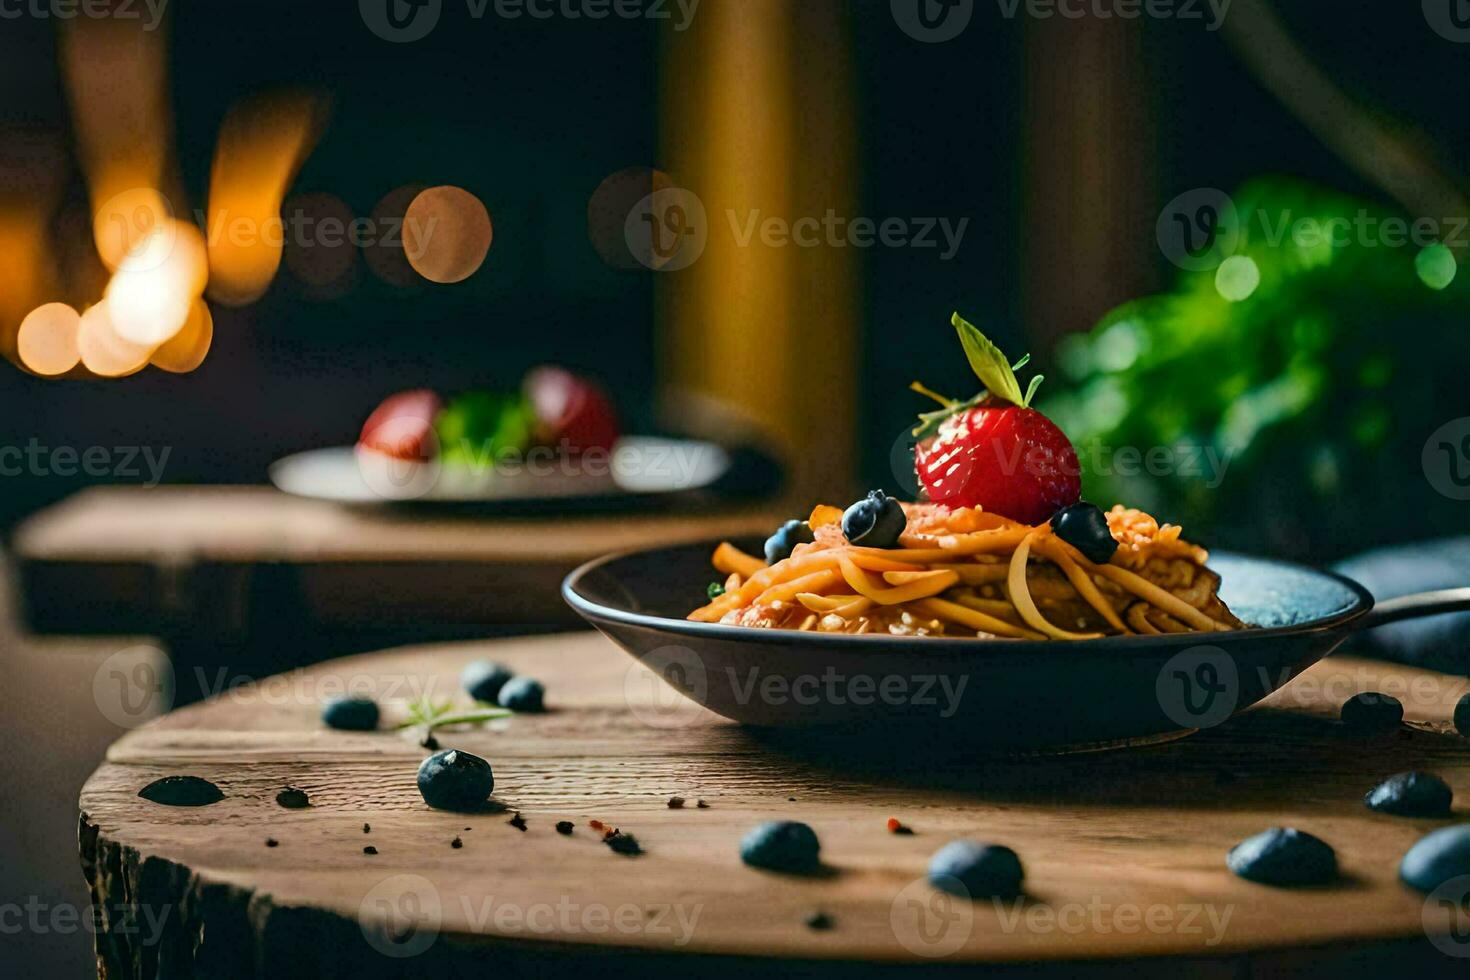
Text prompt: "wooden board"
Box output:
[[79, 634, 1470, 978]]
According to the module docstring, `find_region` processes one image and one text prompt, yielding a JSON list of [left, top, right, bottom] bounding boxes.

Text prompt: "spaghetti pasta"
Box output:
[[688, 503, 1247, 639]]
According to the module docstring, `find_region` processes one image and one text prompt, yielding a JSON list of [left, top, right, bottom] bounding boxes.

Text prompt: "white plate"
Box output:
[[269, 437, 732, 506]]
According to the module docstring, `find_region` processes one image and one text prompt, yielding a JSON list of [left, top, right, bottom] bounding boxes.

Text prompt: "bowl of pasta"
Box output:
[[563, 315, 1470, 747]]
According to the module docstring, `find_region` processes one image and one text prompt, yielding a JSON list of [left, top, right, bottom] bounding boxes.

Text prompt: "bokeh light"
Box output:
[[283, 191, 359, 297], [1215, 255, 1261, 302], [17, 303, 82, 376], [205, 91, 329, 307], [588, 167, 675, 270], [1415, 243, 1457, 291], [363, 183, 426, 287], [77, 301, 154, 377], [150, 298, 213, 373], [403, 185, 493, 284], [105, 220, 209, 345], [92, 187, 173, 272]]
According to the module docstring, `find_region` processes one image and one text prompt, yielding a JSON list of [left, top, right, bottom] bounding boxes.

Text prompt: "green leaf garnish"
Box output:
[[397, 695, 512, 736], [952, 312, 1026, 406], [707, 582, 726, 600], [911, 314, 1046, 438]]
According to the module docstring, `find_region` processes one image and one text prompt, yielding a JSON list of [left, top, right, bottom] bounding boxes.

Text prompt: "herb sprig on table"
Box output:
[[397, 697, 511, 738]]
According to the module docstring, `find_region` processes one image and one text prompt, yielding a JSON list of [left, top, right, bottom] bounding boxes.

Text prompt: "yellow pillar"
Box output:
[[659, 0, 859, 504]]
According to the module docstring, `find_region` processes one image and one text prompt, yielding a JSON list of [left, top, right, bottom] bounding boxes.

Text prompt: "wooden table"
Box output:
[[13, 486, 776, 699], [80, 633, 1470, 978]]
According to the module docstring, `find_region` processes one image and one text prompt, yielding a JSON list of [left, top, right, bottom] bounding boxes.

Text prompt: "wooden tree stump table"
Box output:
[[79, 633, 1470, 978]]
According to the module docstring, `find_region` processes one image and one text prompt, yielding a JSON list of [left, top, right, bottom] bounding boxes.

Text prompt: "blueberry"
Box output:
[[841, 491, 906, 549], [498, 677, 545, 713], [1400, 823, 1470, 893], [1227, 828, 1337, 886], [1455, 693, 1470, 737], [927, 841, 1025, 899], [1364, 772, 1453, 818], [1340, 692, 1403, 732], [416, 749, 495, 811], [322, 697, 379, 731], [461, 660, 514, 703], [1049, 502, 1119, 564], [764, 520, 816, 564], [138, 776, 224, 807], [740, 821, 821, 873]]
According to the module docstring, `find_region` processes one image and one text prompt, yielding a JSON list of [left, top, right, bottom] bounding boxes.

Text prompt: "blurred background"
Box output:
[[2, 0, 1469, 973], [0, 0, 1466, 552]]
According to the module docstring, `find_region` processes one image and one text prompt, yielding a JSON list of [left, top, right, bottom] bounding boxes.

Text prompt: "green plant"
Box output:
[[1044, 177, 1470, 559]]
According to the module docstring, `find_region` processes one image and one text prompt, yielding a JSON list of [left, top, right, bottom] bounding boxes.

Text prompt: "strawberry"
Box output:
[[523, 366, 621, 453], [358, 389, 443, 461], [911, 314, 1080, 525]]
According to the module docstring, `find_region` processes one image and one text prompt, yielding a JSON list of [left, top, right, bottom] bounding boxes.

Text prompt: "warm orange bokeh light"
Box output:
[[59, 20, 180, 272], [104, 220, 208, 346], [17, 303, 82, 376], [92, 187, 173, 272], [77, 302, 154, 377], [151, 297, 213, 373], [205, 92, 329, 307], [403, 185, 493, 284]]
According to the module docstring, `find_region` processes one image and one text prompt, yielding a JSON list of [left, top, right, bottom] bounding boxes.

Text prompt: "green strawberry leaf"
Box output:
[[952, 312, 1025, 406]]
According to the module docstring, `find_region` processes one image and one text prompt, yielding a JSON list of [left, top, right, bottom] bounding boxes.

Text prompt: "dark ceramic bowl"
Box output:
[[563, 539, 1470, 749]]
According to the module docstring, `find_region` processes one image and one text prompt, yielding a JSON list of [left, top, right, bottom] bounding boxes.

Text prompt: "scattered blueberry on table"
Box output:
[[137, 775, 224, 807], [927, 841, 1025, 899], [417, 749, 495, 812], [1455, 693, 1470, 737], [498, 677, 546, 713], [275, 787, 311, 809], [1227, 828, 1337, 886], [740, 821, 821, 873], [804, 911, 834, 931], [764, 519, 816, 564], [322, 697, 380, 732], [1339, 692, 1403, 733], [1049, 502, 1119, 564], [841, 491, 906, 549], [1364, 772, 1453, 818], [604, 830, 643, 856], [1400, 824, 1470, 893], [462, 660, 515, 703]]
